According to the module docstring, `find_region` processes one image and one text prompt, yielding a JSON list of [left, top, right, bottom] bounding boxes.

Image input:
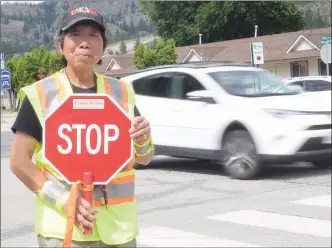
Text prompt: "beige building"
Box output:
[[95, 27, 331, 79]]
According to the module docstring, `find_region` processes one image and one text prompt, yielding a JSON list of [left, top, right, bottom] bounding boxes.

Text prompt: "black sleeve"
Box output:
[[11, 97, 43, 143], [134, 105, 141, 117]]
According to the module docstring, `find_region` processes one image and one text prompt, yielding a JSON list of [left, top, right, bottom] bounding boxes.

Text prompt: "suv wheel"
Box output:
[[221, 130, 262, 180]]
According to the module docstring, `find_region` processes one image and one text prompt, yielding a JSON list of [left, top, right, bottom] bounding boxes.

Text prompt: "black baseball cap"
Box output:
[[59, 7, 106, 34]]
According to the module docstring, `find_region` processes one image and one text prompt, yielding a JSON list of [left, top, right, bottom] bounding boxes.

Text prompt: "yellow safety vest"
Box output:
[[19, 69, 139, 245]]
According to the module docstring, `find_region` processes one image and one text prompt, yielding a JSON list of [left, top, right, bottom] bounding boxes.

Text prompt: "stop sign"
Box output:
[[43, 94, 134, 184]]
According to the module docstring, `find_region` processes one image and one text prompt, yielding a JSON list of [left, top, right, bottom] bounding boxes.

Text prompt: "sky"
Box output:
[[1, 1, 44, 5]]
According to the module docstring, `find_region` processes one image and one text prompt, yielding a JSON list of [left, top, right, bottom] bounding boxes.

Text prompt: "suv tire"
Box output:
[[221, 130, 263, 180]]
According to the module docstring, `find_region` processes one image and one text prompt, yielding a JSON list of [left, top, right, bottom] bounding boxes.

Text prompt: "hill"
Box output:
[[1, 0, 154, 56], [0, 0, 331, 58]]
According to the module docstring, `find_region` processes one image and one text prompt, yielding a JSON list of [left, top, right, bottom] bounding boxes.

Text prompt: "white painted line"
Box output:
[[137, 226, 263, 247], [206, 210, 331, 238], [291, 195, 331, 208]]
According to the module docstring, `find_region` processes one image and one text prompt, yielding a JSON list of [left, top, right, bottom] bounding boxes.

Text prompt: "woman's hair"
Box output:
[[57, 20, 108, 65]]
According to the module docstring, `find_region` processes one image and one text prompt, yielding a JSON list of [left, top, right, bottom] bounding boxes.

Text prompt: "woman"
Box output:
[[10, 7, 154, 248]]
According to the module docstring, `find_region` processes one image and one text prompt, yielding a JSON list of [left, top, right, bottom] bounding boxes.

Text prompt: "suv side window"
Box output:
[[289, 81, 304, 90], [132, 74, 172, 98], [169, 73, 206, 100], [304, 80, 331, 92]]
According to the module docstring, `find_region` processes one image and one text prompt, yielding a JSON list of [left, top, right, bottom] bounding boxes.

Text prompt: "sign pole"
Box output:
[[83, 172, 93, 235], [1, 89, 3, 123], [327, 63, 330, 76], [326, 46, 330, 75]]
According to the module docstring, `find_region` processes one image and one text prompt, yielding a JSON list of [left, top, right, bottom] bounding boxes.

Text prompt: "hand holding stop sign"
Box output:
[[129, 116, 151, 144], [64, 191, 97, 233]]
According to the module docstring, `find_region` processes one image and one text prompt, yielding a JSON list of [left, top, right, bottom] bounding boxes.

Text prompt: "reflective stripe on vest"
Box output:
[[24, 71, 136, 207]]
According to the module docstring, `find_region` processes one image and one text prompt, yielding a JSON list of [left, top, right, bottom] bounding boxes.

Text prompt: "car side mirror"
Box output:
[[185, 90, 215, 104]]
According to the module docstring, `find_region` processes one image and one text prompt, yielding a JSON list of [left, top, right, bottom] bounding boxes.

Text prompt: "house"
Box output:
[[95, 27, 332, 79]]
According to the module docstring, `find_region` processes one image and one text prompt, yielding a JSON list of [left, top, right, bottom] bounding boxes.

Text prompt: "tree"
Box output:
[[134, 35, 140, 50], [4, 45, 65, 111], [304, 9, 314, 29], [154, 39, 178, 66], [140, 1, 305, 46], [150, 38, 158, 49], [133, 39, 178, 69], [119, 41, 127, 54], [313, 9, 327, 28]]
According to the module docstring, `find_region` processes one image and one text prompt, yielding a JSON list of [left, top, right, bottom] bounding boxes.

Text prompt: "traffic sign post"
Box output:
[[1, 68, 11, 123], [1, 68, 11, 90], [320, 36, 331, 45], [1, 53, 4, 70], [320, 43, 331, 76], [320, 36, 331, 76], [250, 42, 264, 66], [43, 94, 134, 235]]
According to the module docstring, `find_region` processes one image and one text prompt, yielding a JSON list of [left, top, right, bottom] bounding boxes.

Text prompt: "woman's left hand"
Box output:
[[129, 116, 151, 144]]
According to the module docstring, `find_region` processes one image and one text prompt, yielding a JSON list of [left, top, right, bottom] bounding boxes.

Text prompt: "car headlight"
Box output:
[[263, 109, 309, 118]]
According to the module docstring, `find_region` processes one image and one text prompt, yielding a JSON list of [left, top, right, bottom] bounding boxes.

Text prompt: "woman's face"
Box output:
[[60, 23, 103, 69]]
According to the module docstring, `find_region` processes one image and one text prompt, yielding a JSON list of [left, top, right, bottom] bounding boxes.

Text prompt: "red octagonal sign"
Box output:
[[43, 94, 134, 185]]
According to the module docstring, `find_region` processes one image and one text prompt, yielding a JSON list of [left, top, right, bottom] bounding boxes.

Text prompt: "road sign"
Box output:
[[1, 53, 4, 69], [1, 69, 11, 90], [250, 42, 264, 65], [320, 43, 331, 76], [320, 36, 331, 45], [320, 44, 331, 64], [43, 94, 134, 185]]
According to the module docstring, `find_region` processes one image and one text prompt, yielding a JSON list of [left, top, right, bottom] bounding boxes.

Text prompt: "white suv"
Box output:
[[282, 76, 331, 92], [122, 62, 331, 180]]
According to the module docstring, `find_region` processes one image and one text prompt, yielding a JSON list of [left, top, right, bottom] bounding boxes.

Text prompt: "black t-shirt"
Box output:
[[11, 83, 140, 143]]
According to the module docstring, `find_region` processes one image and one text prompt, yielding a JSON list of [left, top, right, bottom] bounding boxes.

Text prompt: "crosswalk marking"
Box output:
[[291, 195, 331, 208], [205, 210, 331, 238], [137, 226, 263, 247]]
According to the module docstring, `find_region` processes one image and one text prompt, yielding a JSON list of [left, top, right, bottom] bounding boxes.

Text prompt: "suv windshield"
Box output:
[[208, 70, 300, 97]]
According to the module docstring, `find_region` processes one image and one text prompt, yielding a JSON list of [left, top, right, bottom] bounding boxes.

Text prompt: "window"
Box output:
[[170, 73, 205, 100], [304, 80, 331, 92], [290, 61, 308, 77], [318, 60, 332, 76], [132, 72, 207, 100], [132, 74, 173, 98], [208, 70, 298, 96], [289, 81, 304, 90]]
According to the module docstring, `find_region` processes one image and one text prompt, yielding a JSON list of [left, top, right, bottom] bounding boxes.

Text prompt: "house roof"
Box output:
[[95, 27, 332, 77], [176, 27, 331, 63], [94, 54, 136, 76]]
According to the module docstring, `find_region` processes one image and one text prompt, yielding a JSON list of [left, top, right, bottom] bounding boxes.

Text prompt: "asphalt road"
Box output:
[[1, 130, 331, 247]]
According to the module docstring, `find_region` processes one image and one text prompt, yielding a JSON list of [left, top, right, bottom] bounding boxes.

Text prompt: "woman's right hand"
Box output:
[[64, 194, 97, 232]]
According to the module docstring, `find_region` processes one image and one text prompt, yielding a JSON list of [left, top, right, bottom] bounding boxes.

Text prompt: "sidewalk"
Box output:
[[1, 112, 17, 132]]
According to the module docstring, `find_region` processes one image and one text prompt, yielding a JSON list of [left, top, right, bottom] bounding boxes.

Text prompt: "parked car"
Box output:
[[282, 76, 331, 92], [122, 62, 331, 180]]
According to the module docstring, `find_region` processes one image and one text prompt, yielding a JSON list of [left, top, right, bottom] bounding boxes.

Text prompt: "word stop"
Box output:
[[57, 124, 119, 155]]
